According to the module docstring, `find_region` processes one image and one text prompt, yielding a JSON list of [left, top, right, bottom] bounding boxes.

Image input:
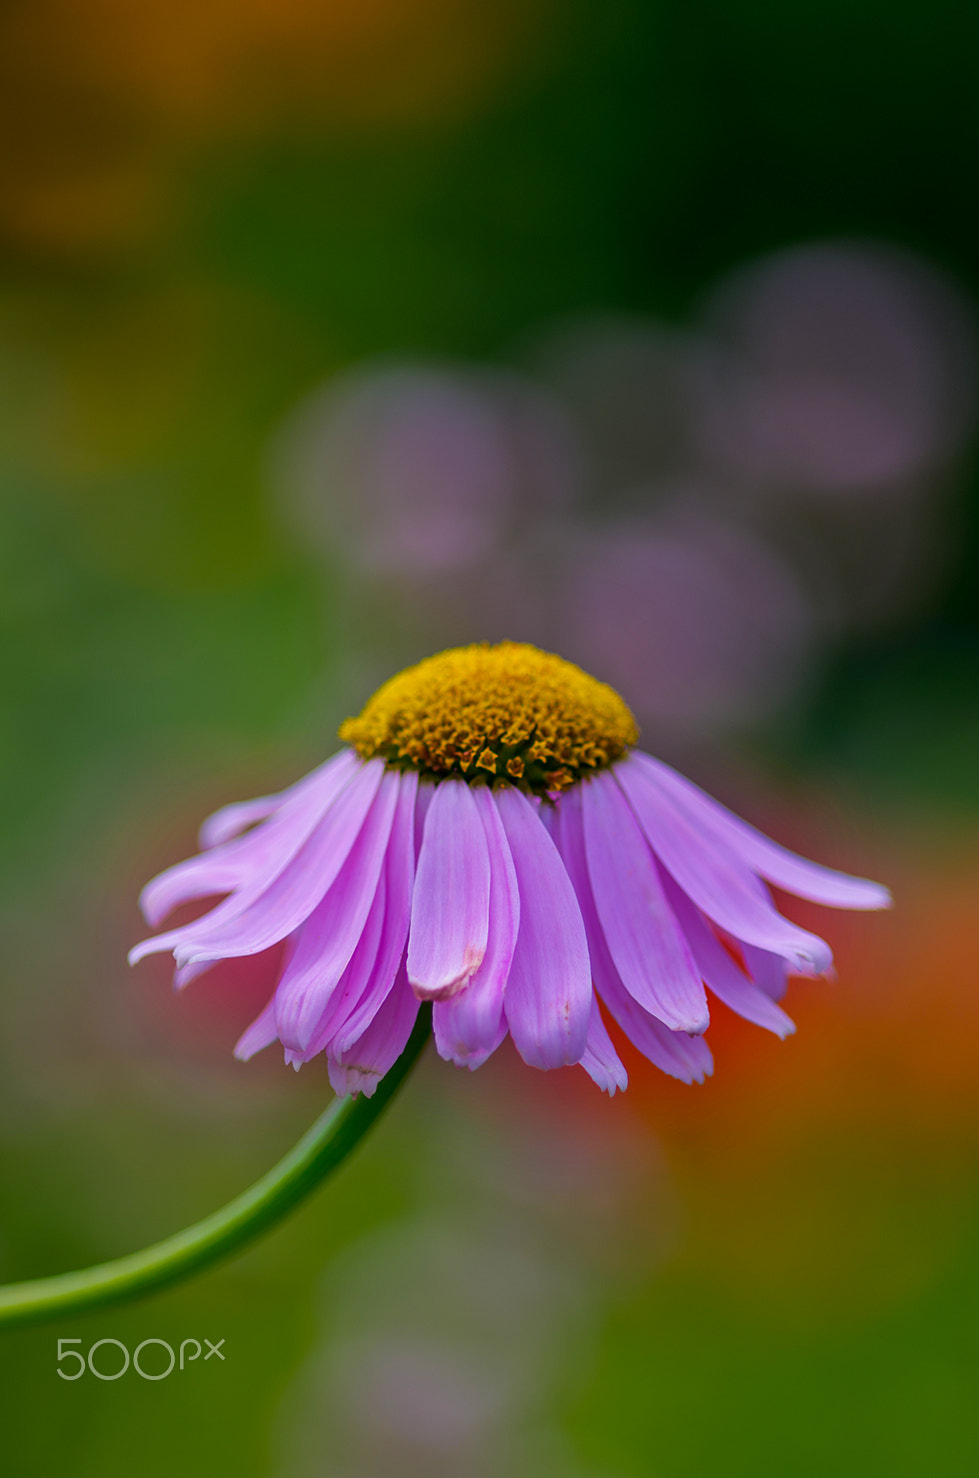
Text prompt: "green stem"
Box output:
[[0, 1008, 432, 1331]]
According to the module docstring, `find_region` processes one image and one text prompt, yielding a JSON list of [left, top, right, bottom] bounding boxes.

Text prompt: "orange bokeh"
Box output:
[[487, 812, 979, 1319], [610, 831, 979, 1318], [629, 842, 979, 1159], [0, 0, 544, 254]]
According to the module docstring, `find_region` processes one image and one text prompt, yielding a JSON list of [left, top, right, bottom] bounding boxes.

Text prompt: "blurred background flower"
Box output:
[[1, 1, 978, 1474]]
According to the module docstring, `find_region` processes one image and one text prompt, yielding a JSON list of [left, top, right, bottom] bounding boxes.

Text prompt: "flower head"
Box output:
[[131, 642, 890, 1097]]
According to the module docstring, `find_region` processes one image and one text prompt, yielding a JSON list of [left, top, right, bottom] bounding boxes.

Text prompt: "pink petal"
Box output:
[[272, 769, 401, 1052], [629, 751, 891, 909], [284, 871, 389, 1067], [133, 758, 385, 968], [599, 970, 714, 1084], [232, 932, 301, 1051], [537, 803, 559, 838], [138, 749, 359, 929], [432, 785, 519, 1070], [581, 770, 709, 1034], [233, 996, 279, 1061], [615, 756, 833, 976], [662, 873, 795, 1038], [312, 771, 419, 1060], [553, 788, 712, 1085], [328, 963, 420, 1099], [579, 997, 628, 1095], [414, 779, 435, 859], [173, 958, 214, 990], [742, 941, 790, 1001], [496, 786, 591, 1069], [141, 861, 244, 930], [198, 794, 282, 850], [407, 779, 491, 1000]]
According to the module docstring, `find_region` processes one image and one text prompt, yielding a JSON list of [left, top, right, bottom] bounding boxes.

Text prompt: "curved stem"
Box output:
[[0, 1008, 432, 1331]]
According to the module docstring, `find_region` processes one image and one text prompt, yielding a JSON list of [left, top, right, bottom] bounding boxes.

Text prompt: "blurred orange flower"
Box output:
[[0, 0, 541, 254], [622, 828, 979, 1320]]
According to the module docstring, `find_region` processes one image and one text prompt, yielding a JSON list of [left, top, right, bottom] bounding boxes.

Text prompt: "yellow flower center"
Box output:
[[339, 641, 638, 795]]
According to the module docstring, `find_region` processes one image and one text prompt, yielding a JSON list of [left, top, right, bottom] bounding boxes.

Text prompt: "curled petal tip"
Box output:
[[173, 950, 199, 971], [128, 938, 163, 967], [665, 1007, 711, 1036], [408, 951, 484, 1002], [328, 1062, 381, 1099], [173, 959, 212, 991]]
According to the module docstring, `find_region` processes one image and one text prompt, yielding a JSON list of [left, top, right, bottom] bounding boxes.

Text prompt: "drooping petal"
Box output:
[[413, 780, 435, 859], [407, 779, 491, 1000], [232, 933, 301, 1055], [615, 756, 833, 977], [662, 872, 795, 1038], [581, 770, 709, 1034], [272, 769, 401, 1053], [628, 751, 892, 909], [233, 996, 279, 1061], [139, 749, 359, 929], [599, 969, 714, 1084], [537, 803, 559, 838], [199, 794, 281, 850], [579, 998, 628, 1095], [141, 859, 245, 931], [433, 784, 519, 1070], [309, 770, 418, 1061], [132, 758, 385, 968], [284, 872, 389, 1067], [554, 788, 712, 1085], [742, 941, 790, 1001], [328, 963, 420, 1099], [496, 786, 591, 1069]]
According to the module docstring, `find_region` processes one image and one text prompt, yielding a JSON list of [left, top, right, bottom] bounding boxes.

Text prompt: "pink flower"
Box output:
[[131, 644, 890, 1097]]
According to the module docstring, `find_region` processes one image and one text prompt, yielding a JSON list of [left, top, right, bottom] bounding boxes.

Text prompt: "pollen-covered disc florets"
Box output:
[[338, 641, 638, 795]]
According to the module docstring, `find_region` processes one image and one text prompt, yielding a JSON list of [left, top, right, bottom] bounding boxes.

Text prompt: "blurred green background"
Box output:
[[1, 1, 978, 1472]]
